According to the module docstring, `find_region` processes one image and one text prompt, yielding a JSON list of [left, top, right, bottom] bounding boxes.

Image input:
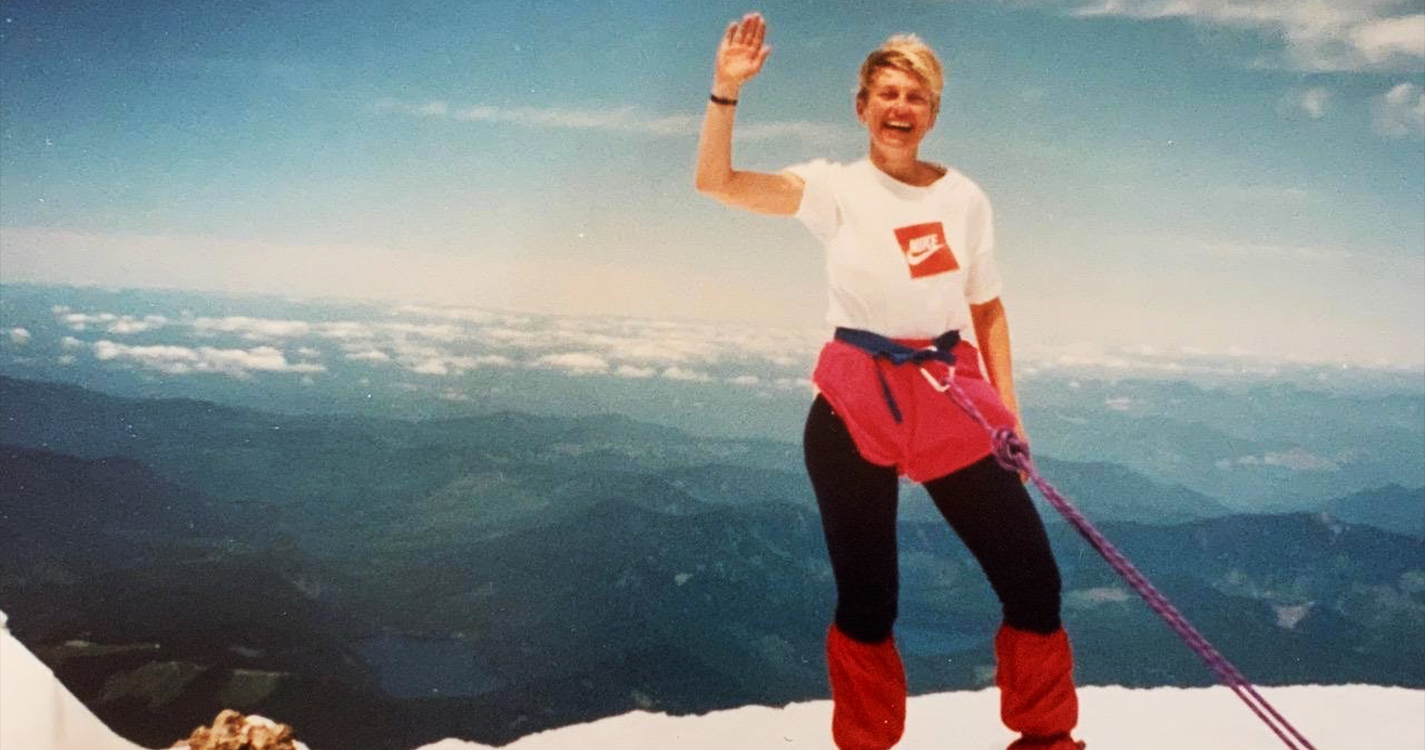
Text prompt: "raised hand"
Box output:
[[714, 12, 771, 92]]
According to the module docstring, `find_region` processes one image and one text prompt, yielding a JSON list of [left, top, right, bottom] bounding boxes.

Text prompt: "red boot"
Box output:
[[996, 624, 1081, 750], [826, 624, 907, 750]]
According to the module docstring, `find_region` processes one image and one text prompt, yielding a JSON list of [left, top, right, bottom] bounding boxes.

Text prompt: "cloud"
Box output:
[[57, 311, 169, 334], [91, 340, 326, 379], [1066, 586, 1132, 607], [661, 366, 712, 383], [376, 99, 848, 142], [1372, 82, 1425, 138], [380, 322, 467, 341], [7, 328, 31, 345], [1282, 87, 1333, 119], [1351, 14, 1425, 64], [1262, 448, 1341, 471], [453, 103, 700, 136], [194, 316, 312, 340], [1057, 1, 1425, 71], [535, 352, 612, 375], [399, 353, 512, 376], [394, 304, 500, 324], [316, 321, 380, 341], [109, 315, 168, 334], [615, 365, 657, 378], [1104, 396, 1137, 411], [345, 349, 392, 363], [736, 120, 855, 143]]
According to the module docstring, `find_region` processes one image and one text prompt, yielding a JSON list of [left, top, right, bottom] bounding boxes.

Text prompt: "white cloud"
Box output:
[[615, 364, 657, 378], [1284, 87, 1333, 119], [109, 315, 168, 334], [1372, 82, 1425, 138], [194, 316, 312, 340], [58, 311, 169, 335], [1262, 448, 1341, 471], [1066, 586, 1132, 607], [736, 120, 855, 143], [59, 311, 111, 331], [728, 374, 761, 386], [399, 352, 511, 377], [60, 336, 85, 350], [1058, 1, 1425, 71], [454, 103, 700, 136], [409, 359, 452, 375], [7, 328, 31, 345], [91, 340, 326, 379], [380, 322, 467, 341], [1217, 448, 1342, 471], [345, 349, 393, 363], [316, 321, 379, 341], [394, 304, 501, 324], [534, 352, 611, 375], [1351, 14, 1425, 63], [661, 366, 712, 382], [1104, 396, 1136, 411], [377, 98, 847, 142]]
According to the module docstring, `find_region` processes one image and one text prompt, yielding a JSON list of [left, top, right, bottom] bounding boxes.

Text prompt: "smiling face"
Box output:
[[857, 67, 938, 154]]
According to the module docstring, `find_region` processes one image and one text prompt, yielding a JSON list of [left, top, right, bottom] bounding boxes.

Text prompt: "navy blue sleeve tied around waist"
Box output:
[[832, 327, 961, 424]]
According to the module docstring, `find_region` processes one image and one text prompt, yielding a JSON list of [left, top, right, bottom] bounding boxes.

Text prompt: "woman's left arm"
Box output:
[[970, 296, 1023, 440]]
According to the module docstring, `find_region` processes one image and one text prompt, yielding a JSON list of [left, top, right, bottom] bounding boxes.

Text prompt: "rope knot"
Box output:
[[990, 427, 1030, 473]]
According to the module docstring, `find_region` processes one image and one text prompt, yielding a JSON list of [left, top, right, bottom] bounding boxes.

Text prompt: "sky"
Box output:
[[1, 0, 1423, 368]]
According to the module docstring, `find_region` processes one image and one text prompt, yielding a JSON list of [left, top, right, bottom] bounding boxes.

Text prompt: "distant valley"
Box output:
[[1, 375, 1421, 750]]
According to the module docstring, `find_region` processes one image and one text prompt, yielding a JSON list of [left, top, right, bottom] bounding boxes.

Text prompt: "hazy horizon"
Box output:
[[2, 1, 1422, 367]]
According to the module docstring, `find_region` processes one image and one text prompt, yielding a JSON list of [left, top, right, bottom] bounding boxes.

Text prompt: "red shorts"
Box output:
[[811, 337, 1017, 483]]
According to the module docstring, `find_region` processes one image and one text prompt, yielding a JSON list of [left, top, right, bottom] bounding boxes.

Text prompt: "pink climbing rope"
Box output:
[[933, 370, 1318, 750]]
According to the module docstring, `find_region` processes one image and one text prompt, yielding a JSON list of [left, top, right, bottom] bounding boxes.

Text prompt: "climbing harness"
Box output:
[[832, 326, 961, 424]]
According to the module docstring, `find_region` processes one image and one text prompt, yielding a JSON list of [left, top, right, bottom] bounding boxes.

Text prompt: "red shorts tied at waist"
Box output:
[[811, 336, 1017, 483]]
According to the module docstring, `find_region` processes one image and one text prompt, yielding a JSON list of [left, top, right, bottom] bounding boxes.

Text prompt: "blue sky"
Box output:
[[2, 0, 1422, 368]]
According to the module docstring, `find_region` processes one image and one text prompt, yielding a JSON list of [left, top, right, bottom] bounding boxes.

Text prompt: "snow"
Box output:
[[414, 685, 1425, 749], [4, 610, 1422, 750], [1, 611, 147, 750]]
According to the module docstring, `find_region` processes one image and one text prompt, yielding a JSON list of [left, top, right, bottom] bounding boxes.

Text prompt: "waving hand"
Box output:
[[715, 12, 771, 90]]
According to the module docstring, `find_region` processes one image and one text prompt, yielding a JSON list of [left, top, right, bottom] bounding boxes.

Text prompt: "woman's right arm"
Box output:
[[693, 13, 804, 216]]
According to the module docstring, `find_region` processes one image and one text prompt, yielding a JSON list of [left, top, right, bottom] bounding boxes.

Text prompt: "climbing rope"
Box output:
[[928, 367, 1319, 750]]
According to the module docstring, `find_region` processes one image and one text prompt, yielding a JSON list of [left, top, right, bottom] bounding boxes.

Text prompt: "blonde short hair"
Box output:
[[856, 34, 945, 114]]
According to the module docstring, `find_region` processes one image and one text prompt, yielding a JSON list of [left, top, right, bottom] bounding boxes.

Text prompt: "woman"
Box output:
[[695, 13, 1084, 750]]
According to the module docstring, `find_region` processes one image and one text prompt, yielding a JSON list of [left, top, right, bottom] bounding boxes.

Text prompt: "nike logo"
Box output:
[[905, 235, 947, 265], [893, 221, 958, 279]]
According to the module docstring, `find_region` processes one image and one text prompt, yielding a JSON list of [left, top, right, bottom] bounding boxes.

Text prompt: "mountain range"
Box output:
[[1, 375, 1421, 749]]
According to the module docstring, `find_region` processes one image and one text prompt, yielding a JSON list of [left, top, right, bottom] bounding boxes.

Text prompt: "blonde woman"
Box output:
[[696, 13, 1084, 750]]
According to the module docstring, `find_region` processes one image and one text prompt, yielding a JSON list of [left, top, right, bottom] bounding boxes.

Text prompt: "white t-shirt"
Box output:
[[784, 158, 1002, 339]]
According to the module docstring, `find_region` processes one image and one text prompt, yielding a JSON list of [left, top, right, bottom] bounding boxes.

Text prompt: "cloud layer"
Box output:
[[25, 297, 1421, 392], [1058, 0, 1425, 72], [374, 99, 851, 143]]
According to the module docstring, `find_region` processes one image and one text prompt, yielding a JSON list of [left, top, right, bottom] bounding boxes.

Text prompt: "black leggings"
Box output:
[[803, 395, 1063, 643]]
